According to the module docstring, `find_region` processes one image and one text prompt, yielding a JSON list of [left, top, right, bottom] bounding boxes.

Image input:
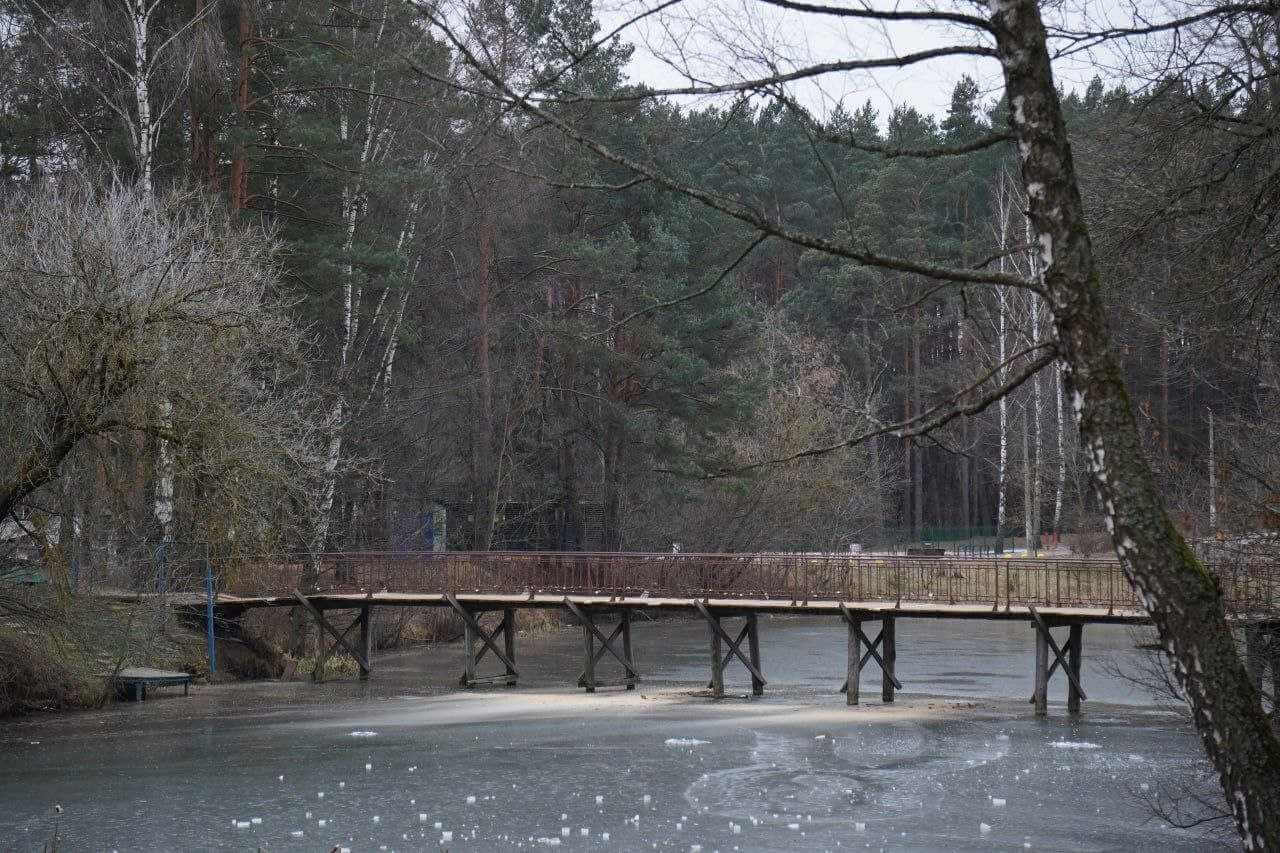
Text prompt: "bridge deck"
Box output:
[[92, 588, 1255, 626]]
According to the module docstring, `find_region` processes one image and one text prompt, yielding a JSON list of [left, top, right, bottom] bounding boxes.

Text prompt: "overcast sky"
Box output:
[[595, 0, 1154, 125]]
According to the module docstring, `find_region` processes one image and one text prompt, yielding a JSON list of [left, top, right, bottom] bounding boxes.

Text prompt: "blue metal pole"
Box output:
[[204, 544, 216, 673]]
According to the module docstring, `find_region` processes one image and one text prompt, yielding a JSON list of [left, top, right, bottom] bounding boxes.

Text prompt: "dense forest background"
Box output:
[[1, 0, 1275, 556]]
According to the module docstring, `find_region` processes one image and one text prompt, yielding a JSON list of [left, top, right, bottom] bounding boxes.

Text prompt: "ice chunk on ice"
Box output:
[[787, 823, 800, 830], [467, 795, 477, 804], [560, 827, 570, 837], [854, 822, 865, 832], [580, 828, 589, 836], [290, 830, 304, 838], [595, 795, 604, 804], [235, 821, 251, 829], [419, 813, 429, 822], [980, 823, 992, 834], [365, 763, 372, 771], [349, 731, 377, 737], [602, 832, 610, 841], [442, 831, 453, 842], [250, 817, 262, 825], [1050, 741, 1100, 749], [664, 738, 709, 747], [991, 798, 1006, 807]]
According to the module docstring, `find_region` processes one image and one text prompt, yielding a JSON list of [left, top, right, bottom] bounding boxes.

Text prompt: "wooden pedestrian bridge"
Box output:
[[129, 551, 1280, 716]]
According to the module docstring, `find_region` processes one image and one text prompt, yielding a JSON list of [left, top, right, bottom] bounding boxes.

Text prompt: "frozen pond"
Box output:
[[0, 616, 1228, 850]]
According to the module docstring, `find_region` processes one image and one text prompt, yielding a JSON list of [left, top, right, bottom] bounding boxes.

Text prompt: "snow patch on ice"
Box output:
[[1050, 740, 1101, 750]]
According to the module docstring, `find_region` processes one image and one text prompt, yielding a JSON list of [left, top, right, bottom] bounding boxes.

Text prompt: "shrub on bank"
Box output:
[[0, 630, 104, 716]]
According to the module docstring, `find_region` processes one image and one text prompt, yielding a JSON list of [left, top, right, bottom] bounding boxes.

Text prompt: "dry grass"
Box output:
[[0, 629, 105, 716]]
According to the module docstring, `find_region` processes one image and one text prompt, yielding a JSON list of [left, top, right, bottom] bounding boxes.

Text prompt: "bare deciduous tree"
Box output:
[[0, 176, 326, 550]]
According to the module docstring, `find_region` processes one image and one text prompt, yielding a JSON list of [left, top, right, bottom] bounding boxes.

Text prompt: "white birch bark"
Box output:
[[1053, 359, 1066, 531], [1207, 407, 1217, 531], [994, 173, 1013, 538], [310, 1, 395, 554]]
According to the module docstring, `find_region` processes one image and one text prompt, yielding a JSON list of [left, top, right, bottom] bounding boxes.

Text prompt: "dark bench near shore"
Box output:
[[107, 668, 192, 701]]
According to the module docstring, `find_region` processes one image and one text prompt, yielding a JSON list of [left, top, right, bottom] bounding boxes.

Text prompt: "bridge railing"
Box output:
[[221, 551, 1280, 615]]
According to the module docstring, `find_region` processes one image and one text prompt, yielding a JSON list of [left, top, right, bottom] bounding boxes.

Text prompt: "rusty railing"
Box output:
[[222, 551, 1280, 616]]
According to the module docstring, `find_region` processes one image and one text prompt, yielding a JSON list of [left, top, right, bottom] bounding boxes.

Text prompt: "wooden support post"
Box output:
[[622, 609, 635, 690], [582, 615, 596, 693], [881, 616, 896, 704], [503, 608, 517, 687], [709, 612, 724, 699], [463, 617, 477, 688], [747, 612, 763, 697], [358, 604, 372, 681], [1067, 623, 1083, 715], [847, 617, 861, 705], [1033, 622, 1049, 716]]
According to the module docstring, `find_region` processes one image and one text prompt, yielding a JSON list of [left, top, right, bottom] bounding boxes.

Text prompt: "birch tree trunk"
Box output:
[[1053, 359, 1065, 532], [994, 174, 1013, 541], [992, 1, 1280, 843], [1207, 408, 1217, 532]]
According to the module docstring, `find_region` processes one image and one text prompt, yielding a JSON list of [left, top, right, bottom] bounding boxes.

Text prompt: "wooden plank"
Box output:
[[291, 590, 370, 675]]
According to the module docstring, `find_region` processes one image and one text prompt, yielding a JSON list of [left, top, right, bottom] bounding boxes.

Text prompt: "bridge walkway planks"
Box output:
[[95, 589, 1280, 718]]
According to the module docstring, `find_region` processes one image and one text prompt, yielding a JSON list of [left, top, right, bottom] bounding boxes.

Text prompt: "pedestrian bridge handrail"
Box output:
[[222, 551, 1280, 616]]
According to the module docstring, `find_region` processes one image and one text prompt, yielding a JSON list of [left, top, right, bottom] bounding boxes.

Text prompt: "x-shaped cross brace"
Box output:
[[292, 590, 370, 681], [447, 594, 519, 685], [838, 605, 902, 693], [563, 599, 640, 687], [1028, 605, 1086, 703], [695, 601, 767, 689]]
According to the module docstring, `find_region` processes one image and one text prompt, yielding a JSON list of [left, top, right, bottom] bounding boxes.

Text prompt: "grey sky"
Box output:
[[597, 0, 1147, 125]]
